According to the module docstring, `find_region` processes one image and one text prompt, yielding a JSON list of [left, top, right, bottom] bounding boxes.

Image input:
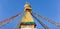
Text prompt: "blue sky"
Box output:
[[0, 0, 60, 29]]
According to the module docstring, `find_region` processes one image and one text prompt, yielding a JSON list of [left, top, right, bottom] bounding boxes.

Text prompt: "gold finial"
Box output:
[[24, 0, 32, 12], [26, 0, 28, 4]]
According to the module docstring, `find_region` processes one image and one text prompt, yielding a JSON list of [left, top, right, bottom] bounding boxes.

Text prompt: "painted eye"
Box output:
[[26, 9, 30, 10]]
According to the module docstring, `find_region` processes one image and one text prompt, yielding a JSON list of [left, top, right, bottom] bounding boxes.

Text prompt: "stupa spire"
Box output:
[[20, 0, 36, 29]]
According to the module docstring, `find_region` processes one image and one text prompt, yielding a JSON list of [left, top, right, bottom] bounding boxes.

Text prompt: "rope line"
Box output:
[[32, 11, 60, 27], [31, 12, 50, 29], [0, 11, 23, 26]]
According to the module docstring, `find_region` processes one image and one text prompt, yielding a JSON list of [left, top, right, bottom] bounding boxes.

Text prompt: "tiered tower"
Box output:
[[20, 0, 36, 29]]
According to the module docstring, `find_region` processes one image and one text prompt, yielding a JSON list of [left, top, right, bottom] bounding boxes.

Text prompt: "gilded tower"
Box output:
[[20, 0, 36, 29]]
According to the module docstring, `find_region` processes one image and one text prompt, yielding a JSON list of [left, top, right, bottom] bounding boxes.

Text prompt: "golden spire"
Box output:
[[20, 0, 36, 28], [21, 0, 34, 22]]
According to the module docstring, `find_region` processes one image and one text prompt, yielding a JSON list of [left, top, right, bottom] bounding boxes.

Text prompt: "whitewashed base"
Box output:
[[21, 28, 37, 29]]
